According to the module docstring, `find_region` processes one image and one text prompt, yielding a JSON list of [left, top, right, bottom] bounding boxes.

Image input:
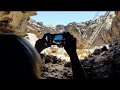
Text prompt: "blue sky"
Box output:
[[31, 11, 114, 26]]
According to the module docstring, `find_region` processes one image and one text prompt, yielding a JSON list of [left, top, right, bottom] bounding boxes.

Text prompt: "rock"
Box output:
[[51, 56, 58, 64], [55, 24, 65, 33], [109, 43, 113, 47], [63, 72, 68, 77], [101, 46, 108, 52], [42, 66, 49, 72], [0, 11, 37, 34], [24, 33, 38, 47], [50, 45, 59, 52], [65, 13, 117, 49], [64, 62, 71, 67], [82, 60, 93, 67], [93, 49, 101, 55], [45, 55, 53, 63], [40, 53, 72, 79]]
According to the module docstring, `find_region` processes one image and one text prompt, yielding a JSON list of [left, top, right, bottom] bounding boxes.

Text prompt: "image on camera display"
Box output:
[[54, 35, 63, 41], [47, 33, 65, 45]]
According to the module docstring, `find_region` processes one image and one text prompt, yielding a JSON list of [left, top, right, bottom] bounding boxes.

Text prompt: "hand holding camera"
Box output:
[[35, 33, 50, 53], [35, 32, 77, 56], [35, 32, 87, 79]]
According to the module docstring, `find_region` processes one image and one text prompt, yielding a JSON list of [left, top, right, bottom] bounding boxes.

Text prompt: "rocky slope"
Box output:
[[66, 14, 115, 49], [40, 42, 120, 79], [0, 11, 116, 49], [26, 12, 116, 49], [0, 11, 38, 37], [39, 11, 120, 79], [40, 54, 73, 79]]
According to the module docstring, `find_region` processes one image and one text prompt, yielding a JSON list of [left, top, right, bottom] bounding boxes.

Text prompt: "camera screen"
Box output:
[[53, 35, 63, 41]]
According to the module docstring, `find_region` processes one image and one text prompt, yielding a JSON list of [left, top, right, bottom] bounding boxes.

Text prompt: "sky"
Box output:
[[31, 11, 114, 26]]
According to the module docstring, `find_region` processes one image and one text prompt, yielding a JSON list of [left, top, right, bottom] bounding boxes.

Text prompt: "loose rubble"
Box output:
[[40, 43, 120, 79], [40, 54, 73, 79]]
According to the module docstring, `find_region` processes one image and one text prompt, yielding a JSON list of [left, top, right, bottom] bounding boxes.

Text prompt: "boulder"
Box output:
[[0, 11, 36, 29], [24, 33, 38, 47], [93, 49, 101, 55]]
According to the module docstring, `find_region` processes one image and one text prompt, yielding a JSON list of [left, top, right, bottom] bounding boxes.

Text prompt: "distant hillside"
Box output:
[[1, 11, 120, 50]]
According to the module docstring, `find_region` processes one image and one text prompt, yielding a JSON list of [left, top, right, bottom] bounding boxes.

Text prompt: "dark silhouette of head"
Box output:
[[0, 33, 42, 80]]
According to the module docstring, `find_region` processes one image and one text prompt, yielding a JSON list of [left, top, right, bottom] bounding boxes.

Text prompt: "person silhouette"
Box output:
[[0, 32, 42, 80]]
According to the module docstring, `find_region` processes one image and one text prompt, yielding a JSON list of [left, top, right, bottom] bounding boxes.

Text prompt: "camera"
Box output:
[[47, 33, 65, 45]]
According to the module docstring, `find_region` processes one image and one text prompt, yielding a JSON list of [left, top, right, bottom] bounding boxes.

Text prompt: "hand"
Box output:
[[63, 32, 77, 57], [35, 33, 50, 53]]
